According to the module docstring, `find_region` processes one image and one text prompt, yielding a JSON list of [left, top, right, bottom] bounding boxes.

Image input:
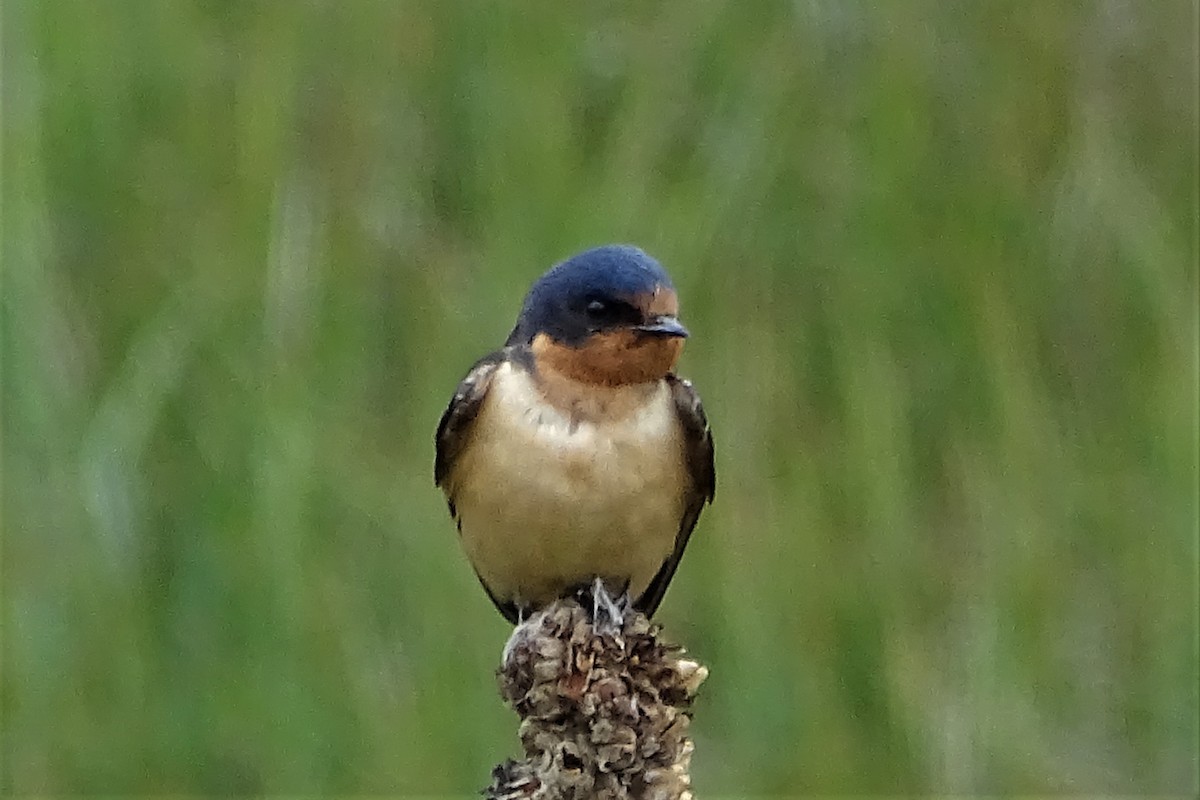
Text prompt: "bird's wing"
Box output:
[[434, 349, 509, 501], [434, 349, 526, 622], [636, 375, 716, 616]]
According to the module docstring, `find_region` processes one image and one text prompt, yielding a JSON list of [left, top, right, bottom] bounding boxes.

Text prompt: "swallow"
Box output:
[[434, 244, 715, 624]]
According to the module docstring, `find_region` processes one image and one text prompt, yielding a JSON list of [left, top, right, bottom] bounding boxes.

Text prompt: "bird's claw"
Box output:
[[588, 576, 630, 636]]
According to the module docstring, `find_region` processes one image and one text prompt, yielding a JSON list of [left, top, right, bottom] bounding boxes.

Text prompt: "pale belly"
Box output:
[[448, 364, 687, 609]]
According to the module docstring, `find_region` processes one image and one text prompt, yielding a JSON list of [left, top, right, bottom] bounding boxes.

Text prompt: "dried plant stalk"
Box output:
[[485, 597, 708, 800]]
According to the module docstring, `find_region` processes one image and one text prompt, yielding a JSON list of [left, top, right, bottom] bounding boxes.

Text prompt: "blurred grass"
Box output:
[[2, 0, 1197, 795]]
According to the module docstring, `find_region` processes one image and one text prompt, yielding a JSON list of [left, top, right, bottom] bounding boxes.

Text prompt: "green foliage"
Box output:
[[3, 1, 1196, 794]]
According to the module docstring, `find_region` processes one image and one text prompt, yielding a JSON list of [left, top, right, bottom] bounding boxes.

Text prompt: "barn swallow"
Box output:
[[434, 244, 715, 624]]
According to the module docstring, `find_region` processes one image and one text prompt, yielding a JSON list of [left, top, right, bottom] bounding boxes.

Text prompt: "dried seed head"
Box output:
[[486, 598, 708, 800]]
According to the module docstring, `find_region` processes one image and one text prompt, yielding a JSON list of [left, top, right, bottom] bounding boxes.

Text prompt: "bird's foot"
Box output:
[[580, 576, 630, 636]]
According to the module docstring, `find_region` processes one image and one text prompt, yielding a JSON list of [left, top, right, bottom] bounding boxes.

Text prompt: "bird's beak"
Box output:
[[636, 315, 689, 339]]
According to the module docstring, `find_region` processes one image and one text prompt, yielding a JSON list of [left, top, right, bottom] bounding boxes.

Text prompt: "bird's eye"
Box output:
[[585, 299, 608, 318]]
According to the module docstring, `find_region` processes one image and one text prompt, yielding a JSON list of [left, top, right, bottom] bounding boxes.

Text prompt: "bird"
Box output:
[[434, 244, 715, 625]]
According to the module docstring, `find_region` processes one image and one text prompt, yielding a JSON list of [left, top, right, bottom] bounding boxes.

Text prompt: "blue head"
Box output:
[[508, 245, 689, 385]]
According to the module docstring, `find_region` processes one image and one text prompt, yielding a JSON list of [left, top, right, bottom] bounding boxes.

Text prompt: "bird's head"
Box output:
[[507, 245, 689, 386]]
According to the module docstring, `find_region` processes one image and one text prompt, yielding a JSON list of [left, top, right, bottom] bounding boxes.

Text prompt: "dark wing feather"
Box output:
[[635, 374, 715, 616], [434, 349, 525, 623], [434, 350, 506, 493]]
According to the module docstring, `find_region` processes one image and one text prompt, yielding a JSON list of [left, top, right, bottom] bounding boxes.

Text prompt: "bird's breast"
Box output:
[[448, 362, 687, 609]]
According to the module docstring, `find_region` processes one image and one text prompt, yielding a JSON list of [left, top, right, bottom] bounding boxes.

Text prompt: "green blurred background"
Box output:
[[2, 0, 1197, 795]]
